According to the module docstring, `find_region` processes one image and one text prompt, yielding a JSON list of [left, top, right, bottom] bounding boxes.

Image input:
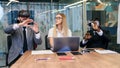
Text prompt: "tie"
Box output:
[[23, 27, 28, 52]]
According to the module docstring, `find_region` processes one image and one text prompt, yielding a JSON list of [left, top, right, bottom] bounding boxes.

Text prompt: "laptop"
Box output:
[[52, 37, 80, 52]]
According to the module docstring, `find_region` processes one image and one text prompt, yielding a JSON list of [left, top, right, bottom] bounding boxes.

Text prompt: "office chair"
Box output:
[[45, 35, 51, 50]]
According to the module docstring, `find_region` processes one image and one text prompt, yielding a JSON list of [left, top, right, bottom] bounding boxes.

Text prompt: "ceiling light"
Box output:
[[97, 0, 104, 4], [6, 0, 19, 6]]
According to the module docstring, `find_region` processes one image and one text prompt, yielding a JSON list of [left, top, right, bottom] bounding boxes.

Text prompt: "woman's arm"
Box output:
[[49, 37, 54, 48], [48, 28, 54, 48]]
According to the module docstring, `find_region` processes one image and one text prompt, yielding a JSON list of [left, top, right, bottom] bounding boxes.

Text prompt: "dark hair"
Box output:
[[18, 10, 30, 18], [93, 18, 99, 21]]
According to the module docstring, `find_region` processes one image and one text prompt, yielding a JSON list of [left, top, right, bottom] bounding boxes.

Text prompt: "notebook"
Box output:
[[52, 37, 80, 52]]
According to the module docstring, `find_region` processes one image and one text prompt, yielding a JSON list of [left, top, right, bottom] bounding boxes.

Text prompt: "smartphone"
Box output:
[[57, 52, 66, 56], [71, 52, 82, 55]]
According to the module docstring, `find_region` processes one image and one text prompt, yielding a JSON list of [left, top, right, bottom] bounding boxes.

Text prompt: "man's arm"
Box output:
[[80, 39, 88, 47], [34, 32, 42, 45], [31, 22, 42, 45], [4, 24, 19, 34], [80, 32, 92, 48]]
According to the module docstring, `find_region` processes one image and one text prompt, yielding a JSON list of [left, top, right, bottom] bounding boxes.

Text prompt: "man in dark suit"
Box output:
[[80, 19, 110, 49], [4, 10, 42, 66]]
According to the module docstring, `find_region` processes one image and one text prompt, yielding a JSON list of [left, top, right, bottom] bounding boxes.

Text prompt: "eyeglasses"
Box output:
[[55, 17, 62, 20]]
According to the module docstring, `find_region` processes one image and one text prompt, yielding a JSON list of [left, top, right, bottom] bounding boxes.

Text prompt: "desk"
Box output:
[[11, 50, 120, 68]]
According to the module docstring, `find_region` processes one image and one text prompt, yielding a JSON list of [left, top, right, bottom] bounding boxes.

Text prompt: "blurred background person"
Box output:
[[80, 18, 110, 49]]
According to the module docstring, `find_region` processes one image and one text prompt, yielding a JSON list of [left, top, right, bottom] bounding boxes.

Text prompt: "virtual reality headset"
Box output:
[[18, 10, 30, 18]]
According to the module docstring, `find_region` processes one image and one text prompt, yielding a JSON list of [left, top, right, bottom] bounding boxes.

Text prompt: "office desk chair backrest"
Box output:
[[45, 35, 51, 50]]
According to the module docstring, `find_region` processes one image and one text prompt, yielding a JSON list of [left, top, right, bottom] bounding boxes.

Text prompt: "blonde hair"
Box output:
[[53, 13, 69, 37]]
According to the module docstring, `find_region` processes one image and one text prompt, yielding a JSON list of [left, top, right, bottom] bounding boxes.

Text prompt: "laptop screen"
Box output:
[[53, 37, 80, 52]]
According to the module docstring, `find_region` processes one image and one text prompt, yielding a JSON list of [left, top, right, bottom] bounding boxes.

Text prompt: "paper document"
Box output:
[[117, 4, 120, 44], [32, 50, 54, 55], [95, 49, 118, 54]]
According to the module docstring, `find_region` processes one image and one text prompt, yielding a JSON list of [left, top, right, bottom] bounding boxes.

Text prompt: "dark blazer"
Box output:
[[80, 29, 110, 49], [4, 25, 42, 64]]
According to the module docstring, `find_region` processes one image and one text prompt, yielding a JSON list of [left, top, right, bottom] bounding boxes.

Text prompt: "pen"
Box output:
[[35, 58, 51, 61]]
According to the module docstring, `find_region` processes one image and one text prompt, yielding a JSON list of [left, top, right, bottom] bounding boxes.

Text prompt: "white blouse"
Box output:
[[48, 28, 72, 37]]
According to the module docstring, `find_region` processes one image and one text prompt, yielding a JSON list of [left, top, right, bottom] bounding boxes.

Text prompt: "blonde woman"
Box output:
[[48, 13, 72, 49]]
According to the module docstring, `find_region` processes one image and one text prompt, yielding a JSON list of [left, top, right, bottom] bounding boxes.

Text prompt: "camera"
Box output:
[[88, 23, 92, 27], [87, 20, 93, 27]]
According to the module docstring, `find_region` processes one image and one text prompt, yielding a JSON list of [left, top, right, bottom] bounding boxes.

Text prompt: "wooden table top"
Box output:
[[11, 50, 120, 68]]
